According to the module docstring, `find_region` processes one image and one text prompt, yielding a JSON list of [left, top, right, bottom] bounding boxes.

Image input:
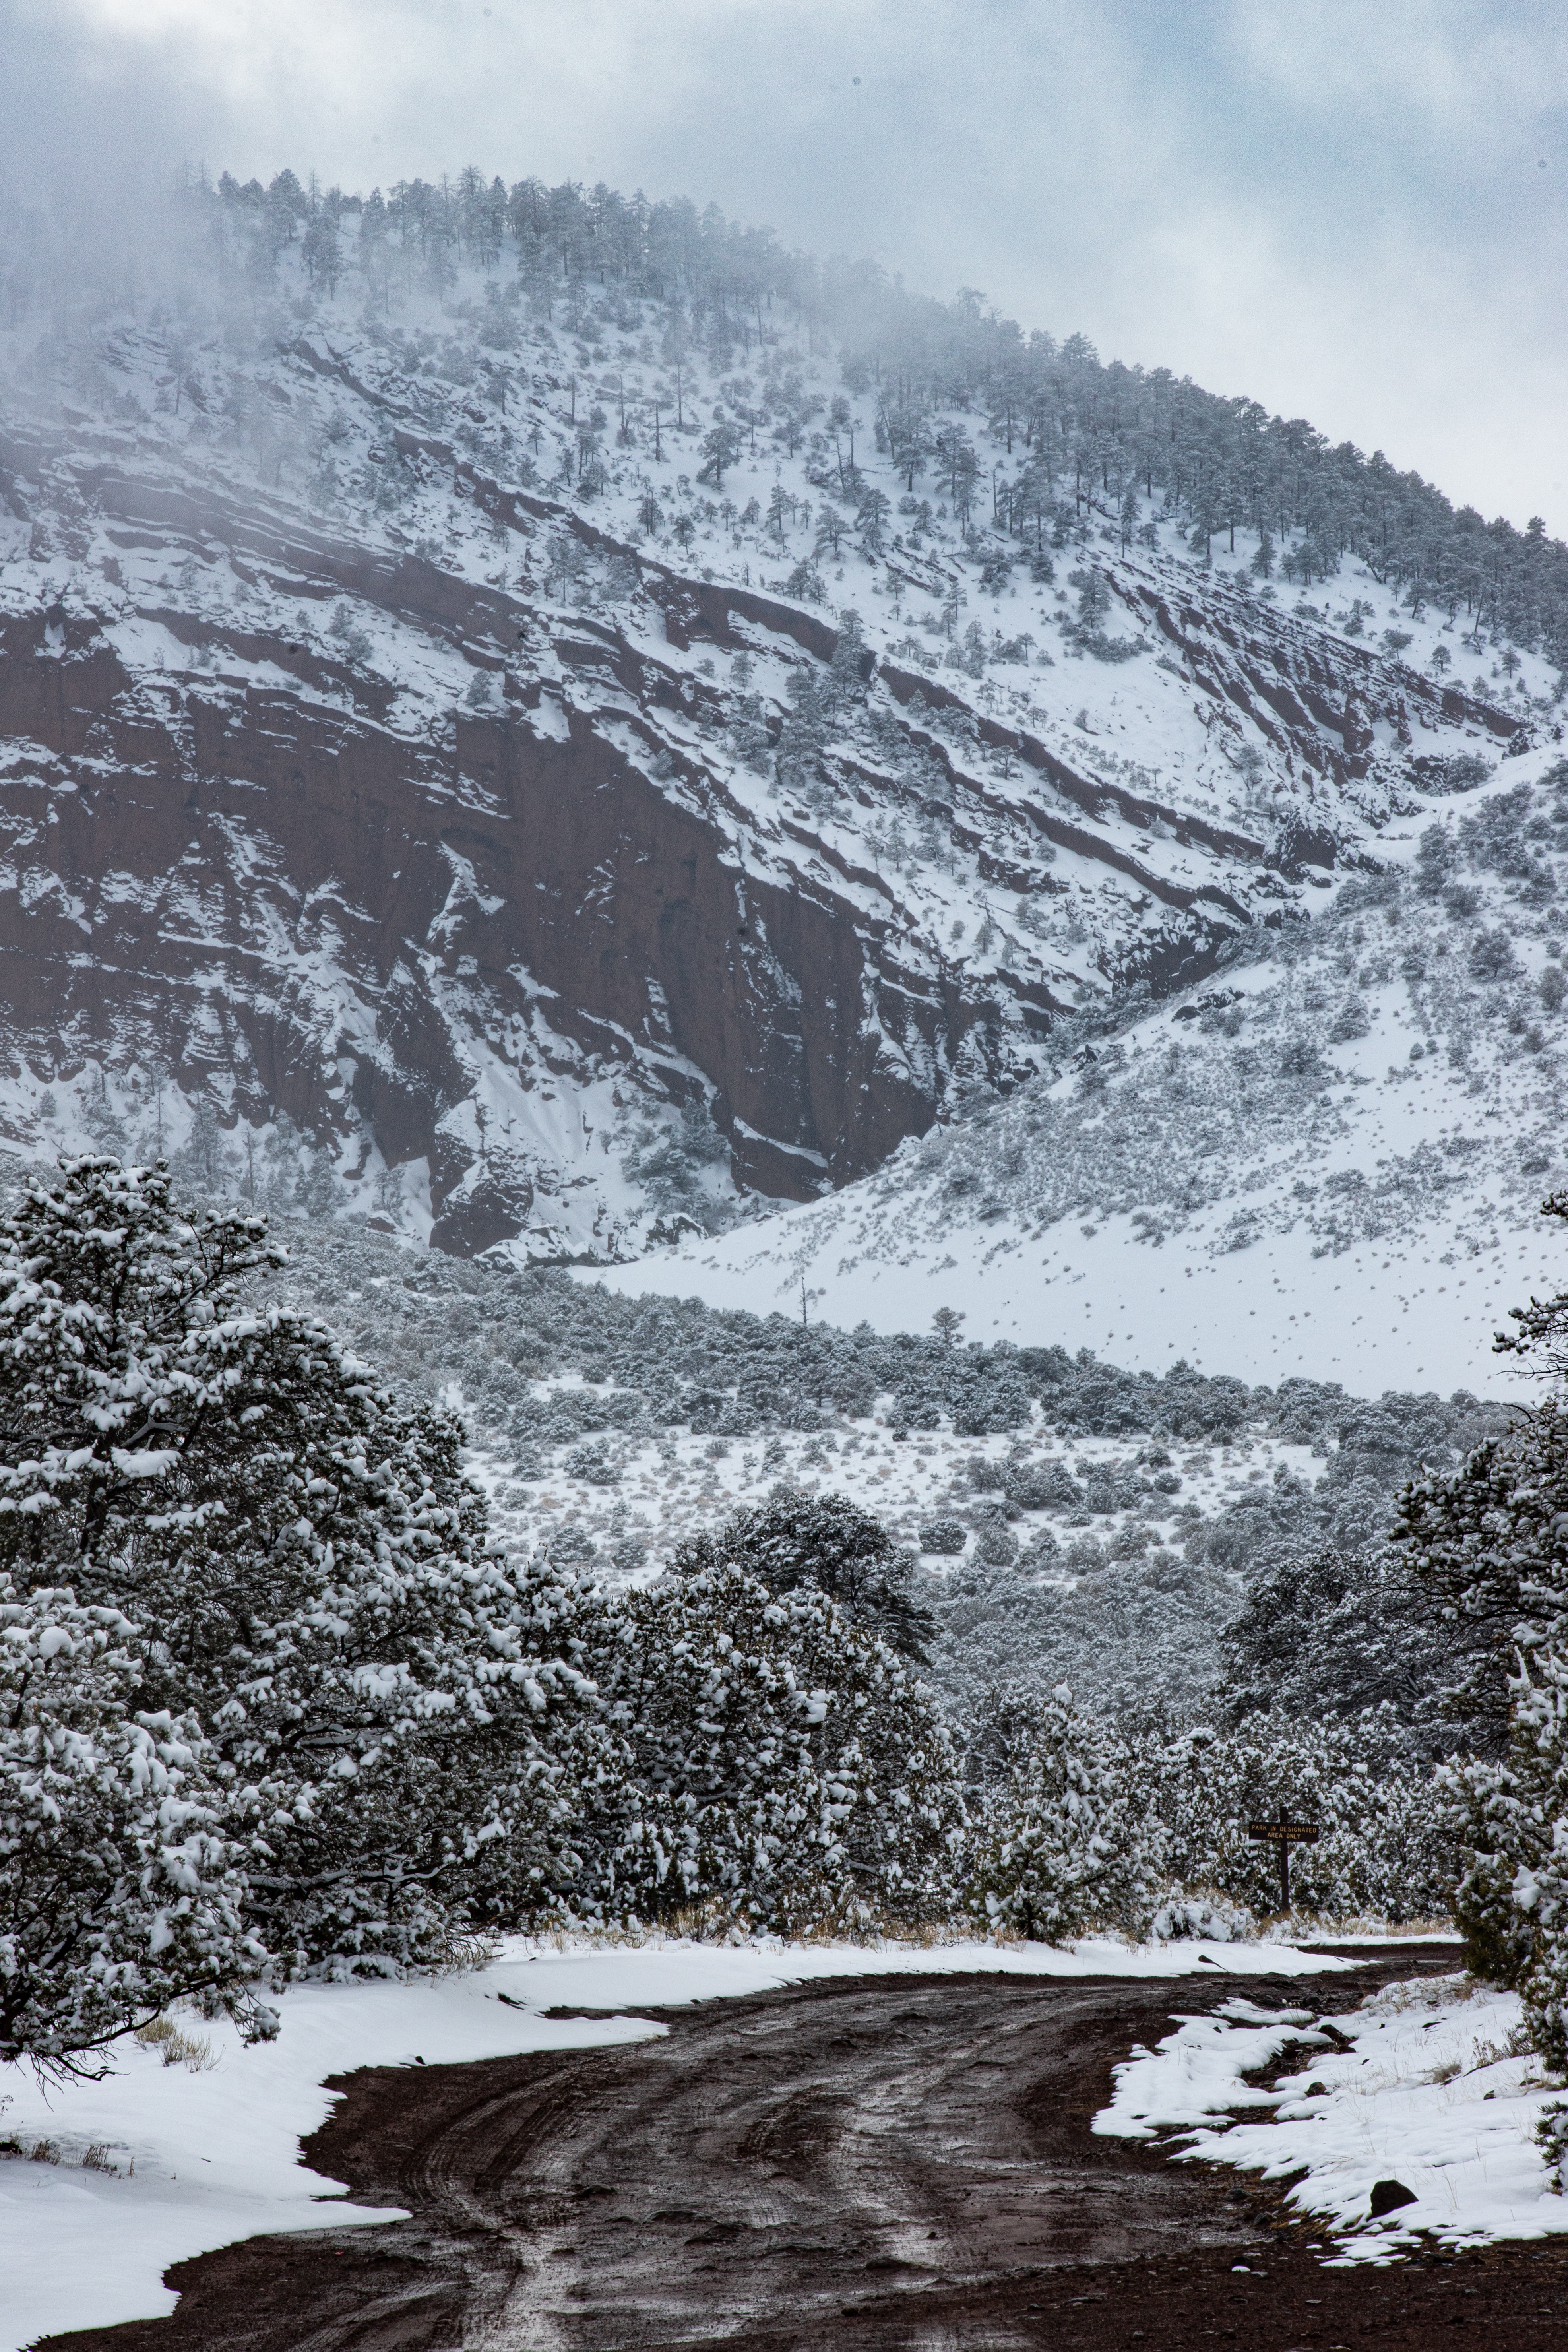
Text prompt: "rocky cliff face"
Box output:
[[0, 280, 1543, 1260]]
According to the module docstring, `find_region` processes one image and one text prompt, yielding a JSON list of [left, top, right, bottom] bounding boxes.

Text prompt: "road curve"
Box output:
[[41, 1947, 1568, 2351]]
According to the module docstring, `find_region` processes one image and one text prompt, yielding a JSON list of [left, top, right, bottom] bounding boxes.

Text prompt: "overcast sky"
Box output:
[[6, 0, 1565, 532]]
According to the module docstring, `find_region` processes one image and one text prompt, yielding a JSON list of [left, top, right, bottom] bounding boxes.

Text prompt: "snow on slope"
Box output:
[[600, 745, 1568, 1395], [466, 1402, 1326, 1599], [2, 217, 1557, 1272], [0, 1931, 1357, 2351]]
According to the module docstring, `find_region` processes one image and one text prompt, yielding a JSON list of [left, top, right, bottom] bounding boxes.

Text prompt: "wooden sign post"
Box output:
[[1247, 1807, 1321, 1914]]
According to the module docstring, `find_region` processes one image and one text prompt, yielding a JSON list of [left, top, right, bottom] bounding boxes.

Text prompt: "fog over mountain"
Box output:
[[5, 0, 1568, 531]]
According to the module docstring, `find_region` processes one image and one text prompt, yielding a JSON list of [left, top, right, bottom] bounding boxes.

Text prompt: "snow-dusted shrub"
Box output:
[[947, 1364, 1032, 1437], [1004, 1460, 1077, 1512], [1469, 927, 1517, 982], [1147, 1891, 1256, 1943], [1278, 1035, 1324, 1080], [971, 1691, 1165, 1942], [1414, 824, 1453, 896], [590, 1561, 961, 1935], [563, 1440, 620, 1485], [0, 1578, 266, 2072], [973, 1518, 1020, 1567], [0, 1160, 603, 1978]]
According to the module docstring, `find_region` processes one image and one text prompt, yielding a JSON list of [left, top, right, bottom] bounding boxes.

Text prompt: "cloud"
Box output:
[[7, 0, 1568, 529], [1225, 0, 1568, 132]]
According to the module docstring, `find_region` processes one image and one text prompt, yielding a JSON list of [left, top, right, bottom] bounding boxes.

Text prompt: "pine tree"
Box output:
[[971, 1691, 1163, 1941], [0, 1160, 603, 1976], [1218, 1543, 1478, 1757], [1396, 1401, 1568, 1749], [302, 212, 341, 297], [589, 1559, 959, 1934], [1441, 1645, 1568, 2018], [672, 1490, 934, 1659], [698, 417, 741, 490], [1398, 1216, 1568, 2051], [0, 1576, 266, 2072]]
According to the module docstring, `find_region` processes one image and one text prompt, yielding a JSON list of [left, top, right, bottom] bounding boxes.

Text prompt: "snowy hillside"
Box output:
[[205, 1218, 1504, 1718], [603, 747, 1568, 1394], [0, 169, 1558, 1269]]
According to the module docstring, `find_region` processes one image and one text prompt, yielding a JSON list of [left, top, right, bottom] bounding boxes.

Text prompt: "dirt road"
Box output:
[[43, 1945, 1568, 2350]]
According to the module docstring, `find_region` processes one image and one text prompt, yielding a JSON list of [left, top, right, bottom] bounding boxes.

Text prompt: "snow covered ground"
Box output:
[[600, 744, 1568, 1396], [1096, 1970, 1568, 2261], [0, 1931, 1360, 2350], [469, 1404, 1326, 1593]]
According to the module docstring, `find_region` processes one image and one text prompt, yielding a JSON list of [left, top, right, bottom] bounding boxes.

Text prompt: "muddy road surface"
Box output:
[[42, 1944, 1568, 2351]]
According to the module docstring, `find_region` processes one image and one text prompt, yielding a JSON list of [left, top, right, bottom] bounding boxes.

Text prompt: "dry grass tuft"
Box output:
[[134, 2016, 220, 2071]]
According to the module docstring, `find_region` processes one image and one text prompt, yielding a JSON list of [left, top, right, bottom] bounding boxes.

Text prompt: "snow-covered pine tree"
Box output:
[[1218, 1542, 1479, 1761], [0, 1576, 266, 2072], [588, 1558, 961, 1935], [1442, 1644, 1568, 2050], [672, 1490, 934, 1660], [1385, 1225, 1568, 2049], [970, 1689, 1164, 1942], [1396, 1403, 1568, 1751], [1395, 1404, 1568, 2010], [0, 1160, 604, 1976]]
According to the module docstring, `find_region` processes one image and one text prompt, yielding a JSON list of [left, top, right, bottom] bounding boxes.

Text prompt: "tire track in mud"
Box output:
[[39, 1945, 1568, 2351]]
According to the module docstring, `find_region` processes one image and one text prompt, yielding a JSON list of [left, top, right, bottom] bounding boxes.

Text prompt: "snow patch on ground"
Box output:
[[1, 1931, 1357, 2350], [1095, 1971, 1568, 2261]]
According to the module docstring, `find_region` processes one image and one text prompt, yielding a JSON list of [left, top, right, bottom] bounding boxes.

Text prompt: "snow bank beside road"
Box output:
[[1095, 1971, 1568, 2260], [1, 1930, 1356, 2350]]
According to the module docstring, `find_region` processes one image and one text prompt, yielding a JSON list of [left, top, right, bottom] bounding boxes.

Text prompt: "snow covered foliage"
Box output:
[[1443, 1648, 1568, 2101], [1396, 1247, 1568, 2084], [0, 1160, 602, 1996], [1151, 1713, 1452, 1925], [1375, 1253, 1568, 2114], [1217, 1543, 1485, 1760], [0, 1578, 265, 2073], [1397, 1403, 1568, 1754], [667, 1491, 934, 1660], [590, 1560, 961, 1935], [970, 1691, 1162, 1940], [962, 1694, 1452, 1940]]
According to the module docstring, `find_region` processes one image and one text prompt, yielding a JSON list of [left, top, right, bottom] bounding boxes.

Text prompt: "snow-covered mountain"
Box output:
[[0, 171, 1560, 1304]]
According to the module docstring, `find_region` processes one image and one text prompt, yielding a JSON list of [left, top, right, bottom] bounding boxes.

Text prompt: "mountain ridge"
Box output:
[[0, 165, 1560, 1278]]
